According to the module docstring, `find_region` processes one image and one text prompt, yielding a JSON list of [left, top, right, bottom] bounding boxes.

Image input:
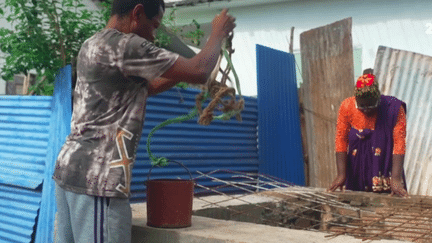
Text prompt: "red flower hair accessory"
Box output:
[[356, 74, 375, 89]]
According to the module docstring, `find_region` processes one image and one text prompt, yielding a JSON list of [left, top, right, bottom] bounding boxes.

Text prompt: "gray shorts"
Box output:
[[55, 183, 132, 243]]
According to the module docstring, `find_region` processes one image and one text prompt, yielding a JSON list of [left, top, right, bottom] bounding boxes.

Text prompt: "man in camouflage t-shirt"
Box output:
[[53, 0, 236, 242]]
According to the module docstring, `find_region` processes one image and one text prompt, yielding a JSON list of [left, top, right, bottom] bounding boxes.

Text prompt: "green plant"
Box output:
[[155, 9, 204, 48], [155, 8, 205, 89], [0, 0, 108, 95], [0, 0, 203, 95], [182, 19, 205, 46]]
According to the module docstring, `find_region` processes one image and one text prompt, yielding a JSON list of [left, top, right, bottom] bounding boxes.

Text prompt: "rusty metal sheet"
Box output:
[[300, 18, 354, 188], [374, 46, 432, 196]]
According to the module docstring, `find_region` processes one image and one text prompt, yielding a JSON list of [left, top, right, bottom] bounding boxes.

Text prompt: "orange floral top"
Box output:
[[335, 97, 406, 155]]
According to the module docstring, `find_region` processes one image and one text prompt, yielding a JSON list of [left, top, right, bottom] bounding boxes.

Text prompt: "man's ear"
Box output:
[[131, 4, 146, 21]]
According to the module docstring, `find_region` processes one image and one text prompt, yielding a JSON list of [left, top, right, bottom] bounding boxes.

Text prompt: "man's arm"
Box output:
[[148, 9, 235, 95], [147, 77, 182, 96]]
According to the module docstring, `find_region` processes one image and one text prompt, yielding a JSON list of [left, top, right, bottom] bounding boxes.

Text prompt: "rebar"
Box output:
[[193, 169, 432, 242]]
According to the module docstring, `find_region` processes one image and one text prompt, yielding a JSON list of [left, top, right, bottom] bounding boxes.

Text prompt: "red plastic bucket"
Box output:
[[146, 161, 195, 228]]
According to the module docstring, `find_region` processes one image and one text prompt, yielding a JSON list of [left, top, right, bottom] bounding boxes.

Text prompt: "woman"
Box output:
[[328, 69, 409, 197]]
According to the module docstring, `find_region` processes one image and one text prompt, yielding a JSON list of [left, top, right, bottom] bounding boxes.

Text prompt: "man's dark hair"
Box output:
[[111, 0, 165, 19]]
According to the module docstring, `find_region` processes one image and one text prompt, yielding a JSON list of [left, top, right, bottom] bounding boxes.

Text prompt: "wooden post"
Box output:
[[289, 27, 295, 53], [22, 73, 30, 95]]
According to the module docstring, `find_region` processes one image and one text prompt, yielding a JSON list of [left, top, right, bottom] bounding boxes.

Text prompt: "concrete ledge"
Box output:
[[131, 203, 408, 243]]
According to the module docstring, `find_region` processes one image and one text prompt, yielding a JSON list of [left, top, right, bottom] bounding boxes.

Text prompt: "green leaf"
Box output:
[[0, 0, 204, 95]]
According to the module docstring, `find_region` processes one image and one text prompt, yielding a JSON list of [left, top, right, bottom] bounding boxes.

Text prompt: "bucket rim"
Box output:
[[145, 178, 196, 185], [146, 178, 195, 182], [147, 160, 193, 181]]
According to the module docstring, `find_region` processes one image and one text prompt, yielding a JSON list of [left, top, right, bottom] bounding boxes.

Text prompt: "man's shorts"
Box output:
[[55, 183, 132, 243]]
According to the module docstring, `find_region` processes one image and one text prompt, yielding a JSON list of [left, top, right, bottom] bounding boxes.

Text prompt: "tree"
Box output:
[[0, 0, 203, 95], [0, 0, 110, 95]]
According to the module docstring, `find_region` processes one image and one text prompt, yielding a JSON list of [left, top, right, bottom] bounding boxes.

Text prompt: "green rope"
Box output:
[[147, 93, 207, 167], [222, 49, 242, 98], [146, 108, 199, 166]]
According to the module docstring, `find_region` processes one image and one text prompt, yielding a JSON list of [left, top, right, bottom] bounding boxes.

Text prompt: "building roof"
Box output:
[[91, 0, 232, 8], [165, 0, 230, 8]]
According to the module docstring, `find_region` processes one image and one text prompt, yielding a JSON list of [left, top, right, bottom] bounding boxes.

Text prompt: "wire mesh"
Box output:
[[193, 169, 432, 242]]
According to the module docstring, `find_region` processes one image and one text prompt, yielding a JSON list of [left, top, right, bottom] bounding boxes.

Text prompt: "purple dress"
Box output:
[[345, 95, 407, 192]]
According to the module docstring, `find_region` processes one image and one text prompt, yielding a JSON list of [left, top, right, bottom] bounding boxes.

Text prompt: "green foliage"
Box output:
[[155, 8, 205, 89], [0, 0, 203, 95], [155, 8, 205, 48], [182, 19, 205, 46], [0, 0, 107, 95]]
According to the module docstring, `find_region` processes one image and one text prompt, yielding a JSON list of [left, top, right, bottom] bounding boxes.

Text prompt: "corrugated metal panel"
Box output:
[[0, 96, 52, 189], [35, 65, 72, 243], [171, 0, 432, 97], [256, 44, 305, 185], [131, 88, 259, 202], [0, 95, 52, 242], [300, 18, 354, 188], [0, 65, 71, 243], [374, 46, 432, 196], [0, 184, 41, 243], [165, 0, 291, 8]]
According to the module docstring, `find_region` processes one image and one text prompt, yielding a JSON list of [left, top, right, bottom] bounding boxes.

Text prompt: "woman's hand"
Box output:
[[328, 152, 348, 192], [328, 175, 346, 192], [390, 155, 409, 198], [390, 178, 409, 198]]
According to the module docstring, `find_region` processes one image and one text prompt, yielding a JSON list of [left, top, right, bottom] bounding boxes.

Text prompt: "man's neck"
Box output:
[[105, 15, 132, 33]]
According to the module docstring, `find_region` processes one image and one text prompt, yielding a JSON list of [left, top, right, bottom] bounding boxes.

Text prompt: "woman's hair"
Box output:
[[111, 0, 165, 19], [354, 71, 380, 99]]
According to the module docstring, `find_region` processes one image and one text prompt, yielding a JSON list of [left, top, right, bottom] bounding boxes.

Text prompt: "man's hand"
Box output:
[[159, 9, 236, 90], [390, 178, 409, 198], [328, 175, 346, 192], [211, 9, 236, 39]]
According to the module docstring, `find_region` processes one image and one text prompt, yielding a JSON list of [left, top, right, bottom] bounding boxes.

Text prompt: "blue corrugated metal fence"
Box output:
[[256, 44, 305, 185], [0, 97, 52, 243], [0, 65, 259, 241], [0, 65, 72, 243], [35, 66, 72, 243], [132, 89, 259, 201], [0, 80, 61, 242]]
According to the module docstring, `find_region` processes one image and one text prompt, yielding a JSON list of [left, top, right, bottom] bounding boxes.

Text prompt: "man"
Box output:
[[328, 69, 409, 198], [53, 0, 236, 242]]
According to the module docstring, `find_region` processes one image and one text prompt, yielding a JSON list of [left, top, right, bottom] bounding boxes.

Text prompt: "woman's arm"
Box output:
[[391, 106, 409, 197]]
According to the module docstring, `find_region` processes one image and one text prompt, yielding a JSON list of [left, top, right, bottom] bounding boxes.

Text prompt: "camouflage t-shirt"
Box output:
[[53, 29, 179, 198]]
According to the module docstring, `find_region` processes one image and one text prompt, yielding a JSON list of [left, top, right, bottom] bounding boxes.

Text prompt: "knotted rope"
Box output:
[[197, 33, 244, 125], [147, 33, 244, 167]]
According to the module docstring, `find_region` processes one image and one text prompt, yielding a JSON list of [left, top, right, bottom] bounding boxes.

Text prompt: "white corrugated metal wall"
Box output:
[[374, 46, 432, 196], [172, 0, 432, 97]]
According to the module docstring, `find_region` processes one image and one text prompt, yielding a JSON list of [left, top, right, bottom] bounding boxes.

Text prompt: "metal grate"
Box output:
[[329, 199, 432, 242], [193, 169, 432, 242]]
